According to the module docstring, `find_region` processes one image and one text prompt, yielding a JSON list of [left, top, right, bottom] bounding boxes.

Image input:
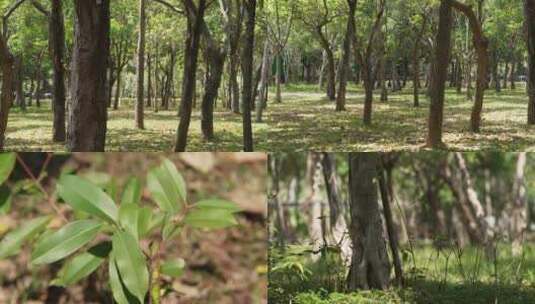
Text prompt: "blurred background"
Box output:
[[0, 152, 267, 304]]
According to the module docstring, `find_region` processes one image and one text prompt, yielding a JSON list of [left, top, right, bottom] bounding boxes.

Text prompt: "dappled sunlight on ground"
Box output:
[[264, 83, 534, 151]]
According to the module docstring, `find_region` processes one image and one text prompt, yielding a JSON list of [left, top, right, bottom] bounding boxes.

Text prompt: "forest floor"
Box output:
[[265, 83, 534, 152], [270, 243, 535, 304], [6, 84, 532, 152], [0, 153, 267, 304], [5, 101, 270, 151]]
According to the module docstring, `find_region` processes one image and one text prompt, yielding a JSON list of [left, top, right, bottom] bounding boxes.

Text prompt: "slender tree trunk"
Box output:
[[241, 0, 256, 152], [347, 153, 391, 291], [68, 0, 110, 151], [201, 39, 226, 141], [426, 0, 453, 148], [113, 69, 122, 110], [14, 57, 25, 111], [511, 152, 527, 256], [256, 40, 270, 122], [50, 0, 66, 143], [230, 53, 240, 113], [336, 0, 356, 112], [147, 53, 152, 108], [174, 0, 206, 151], [526, 0, 535, 124], [275, 54, 282, 103], [135, 0, 146, 129]]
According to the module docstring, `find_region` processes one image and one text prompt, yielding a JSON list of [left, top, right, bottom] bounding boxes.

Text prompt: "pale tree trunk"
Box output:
[[321, 153, 351, 266], [269, 154, 286, 247], [306, 153, 325, 261], [346, 153, 391, 291], [256, 40, 271, 122], [526, 0, 535, 124], [68, 0, 110, 151], [135, 0, 146, 129], [511, 152, 527, 256]]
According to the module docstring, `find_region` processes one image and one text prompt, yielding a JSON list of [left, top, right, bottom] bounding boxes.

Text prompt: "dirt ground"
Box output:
[[0, 152, 267, 304]]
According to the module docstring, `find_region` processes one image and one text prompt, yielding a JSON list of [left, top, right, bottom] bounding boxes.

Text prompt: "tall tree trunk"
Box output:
[[67, 0, 110, 151], [346, 153, 391, 291], [147, 53, 152, 108], [113, 69, 122, 110], [14, 57, 25, 111], [275, 54, 282, 103], [316, 28, 336, 100], [50, 0, 66, 142], [426, 0, 453, 148], [256, 40, 271, 122], [336, 0, 356, 112], [229, 53, 240, 113], [511, 152, 527, 256], [201, 36, 226, 141], [241, 0, 256, 152], [526, 0, 535, 124], [174, 0, 206, 151], [135, 0, 146, 129], [0, 36, 14, 150]]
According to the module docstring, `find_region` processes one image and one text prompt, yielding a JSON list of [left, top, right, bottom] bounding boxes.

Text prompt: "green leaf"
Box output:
[[184, 209, 238, 229], [52, 241, 111, 287], [146, 212, 166, 234], [0, 153, 16, 185], [0, 216, 51, 259], [0, 185, 12, 214], [194, 199, 241, 213], [31, 220, 102, 265], [147, 159, 186, 214], [160, 258, 185, 278], [57, 175, 118, 224], [109, 252, 141, 304], [162, 215, 181, 240], [121, 177, 142, 205], [118, 204, 152, 240], [112, 231, 149, 303]]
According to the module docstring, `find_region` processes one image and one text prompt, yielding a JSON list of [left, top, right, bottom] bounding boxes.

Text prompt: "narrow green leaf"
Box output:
[[112, 231, 149, 303], [121, 177, 142, 205], [0, 216, 51, 259], [119, 204, 152, 240], [0, 153, 16, 185], [194, 199, 241, 213], [57, 175, 118, 224], [137, 207, 152, 238], [52, 241, 111, 287], [31, 220, 102, 265], [0, 185, 12, 214], [160, 258, 185, 278], [184, 209, 238, 229], [162, 215, 181, 240], [109, 252, 140, 304], [147, 159, 186, 214]]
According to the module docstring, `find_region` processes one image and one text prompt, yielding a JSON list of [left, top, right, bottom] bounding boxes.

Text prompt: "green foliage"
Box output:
[[0, 153, 16, 185], [0, 157, 241, 303]]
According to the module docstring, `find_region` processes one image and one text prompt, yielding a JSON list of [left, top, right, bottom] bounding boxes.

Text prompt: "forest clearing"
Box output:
[[0, 0, 533, 152], [268, 152, 535, 303]]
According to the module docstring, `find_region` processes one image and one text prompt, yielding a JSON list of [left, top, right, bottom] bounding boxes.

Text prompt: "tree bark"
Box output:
[[315, 27, 336, 100], [135, 0, 147, 129], [511, 152, 527, 256], [0, 35, 14, 150], [526, 0, 535, 124], [68, 0, 110, 151], [336, 0, 356, 112], [426, 0, 453, 148], [241, 0, 256, 152], [346, 153, 391, 291], [174, 0, 206, 151], [50, 0, 66, 142], [256, 40, 271, 122]]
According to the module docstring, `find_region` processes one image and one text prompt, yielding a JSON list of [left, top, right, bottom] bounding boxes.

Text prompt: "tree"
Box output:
[[67, 0, 111, 151], [426, 0, 453, 148], [50, 0, 66, 142], [241, 0, 256, 152], [510, 152, 527, 256], [526, 0, 535, 124], [135, 0, 147, 130], [346, 153, 391, 290], [0, 31, 14, 150], [335, 0, 356, 112]]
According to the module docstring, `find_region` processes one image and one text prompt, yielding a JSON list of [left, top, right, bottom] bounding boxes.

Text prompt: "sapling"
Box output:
[[0, 154, 241, 304]]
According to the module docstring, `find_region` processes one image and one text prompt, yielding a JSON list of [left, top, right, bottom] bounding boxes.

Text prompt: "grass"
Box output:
[[4, 99, 269, 151], [5, 84, 533, 151], [269, 243, 535, 304]]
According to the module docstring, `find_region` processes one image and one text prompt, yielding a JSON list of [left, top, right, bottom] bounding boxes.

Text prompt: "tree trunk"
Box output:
[[229, 53, 240, 113], [0, 36, 14, 150], [241, 0, 256, 152], [526, 0, 535, 124], [426, 0, 453, 148], [14, 57, 25, 111], [346, 153, 391, 291], [68, 0, 110, 151], [147, 53, 152, 108], [174, 0, 206, 151], [275, 54, 282, 103], [113, 69, 122, 110], [256, 40, 271, 122], [511, 152, 527, 256], [135, 0, 146, 129], [315, 28, 336, 100], [336, 0, 356, 112], [50, 0, 66, 142]]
